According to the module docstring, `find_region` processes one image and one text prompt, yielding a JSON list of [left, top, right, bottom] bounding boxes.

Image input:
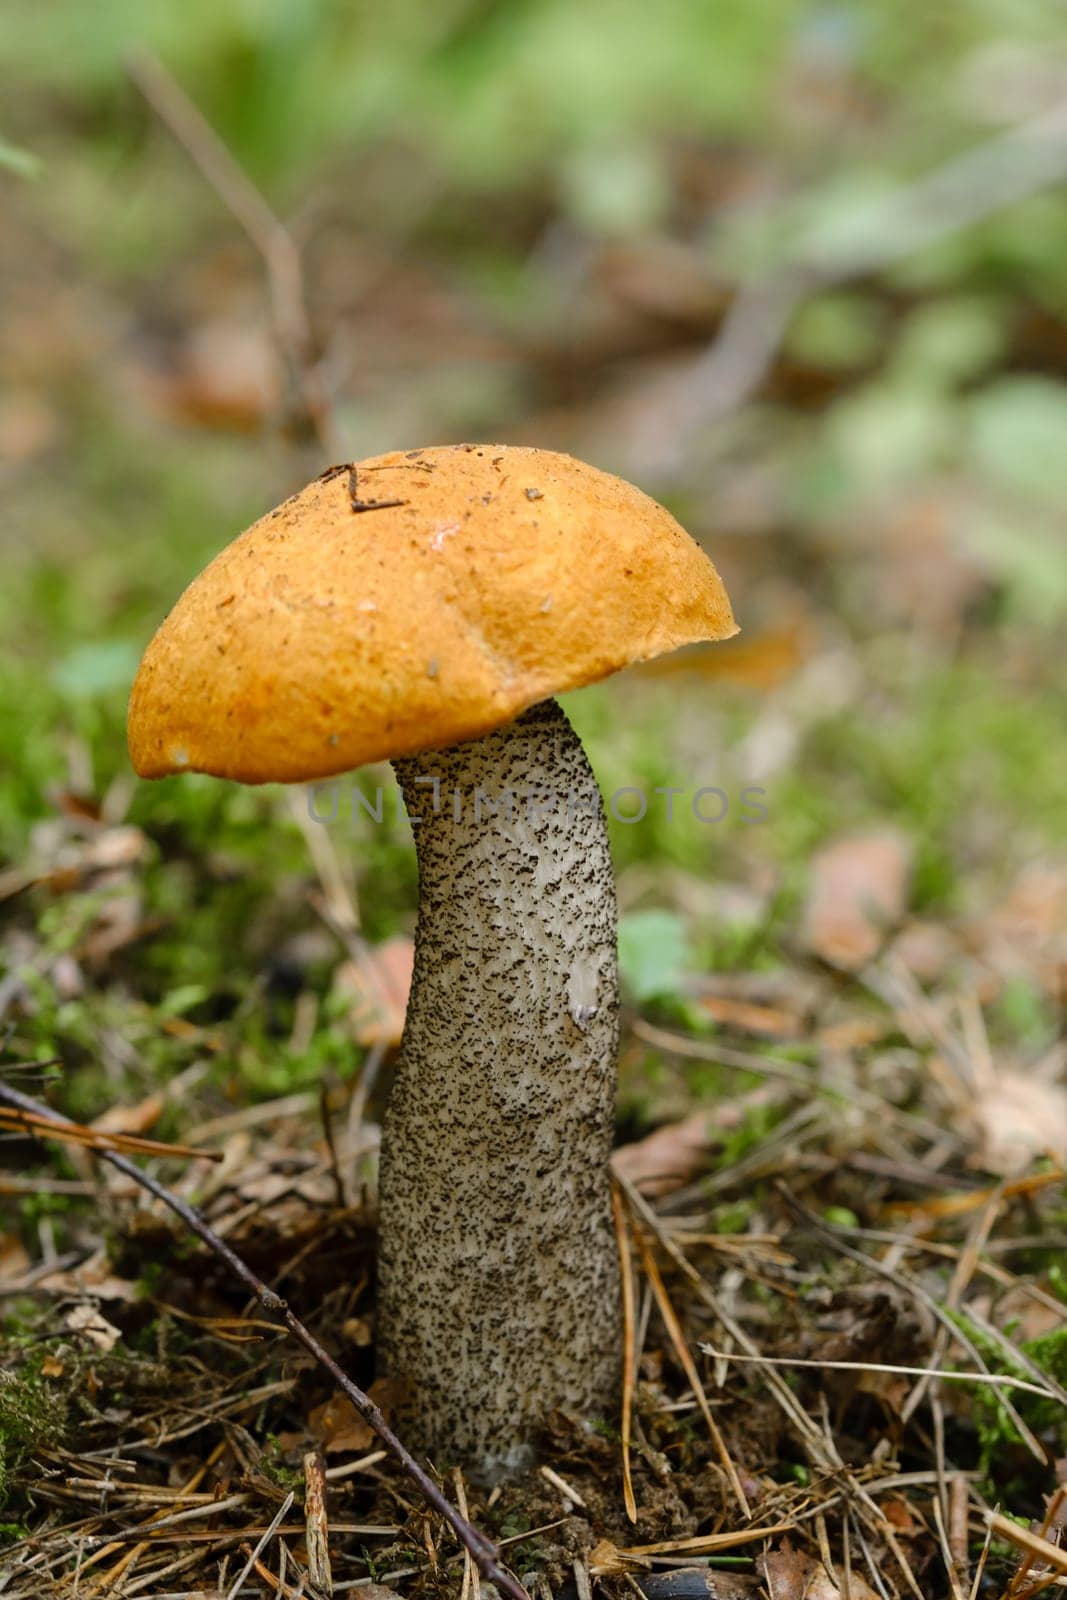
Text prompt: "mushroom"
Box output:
[[128, 443, 737, 1480]]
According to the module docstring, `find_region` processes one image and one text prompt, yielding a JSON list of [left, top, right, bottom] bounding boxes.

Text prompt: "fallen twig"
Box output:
[[225, 1493, 294, 1600], [0, 1104, 221, 1163], [698, 1348, 1059, 1401], [303, 1450, 333, 1598], [611, 1179, 639, 1525], [987, 1510, 1067, 1578]]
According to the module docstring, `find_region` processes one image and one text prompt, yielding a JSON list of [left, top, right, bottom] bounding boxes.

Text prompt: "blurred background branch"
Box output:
[[126, 49, 343, 457], [673, 99, 1067, 461]]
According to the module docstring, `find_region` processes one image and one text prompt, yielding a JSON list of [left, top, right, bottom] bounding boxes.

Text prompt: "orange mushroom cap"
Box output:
[[128, 444, 737, 785]]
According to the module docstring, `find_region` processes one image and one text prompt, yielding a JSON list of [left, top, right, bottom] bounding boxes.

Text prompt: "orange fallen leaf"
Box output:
[[91, 1093, 165, 1138], [699, 994, 805, 1038], [972, 1071, 1067, 1175], [611, 1112, 710, 1195], [335, 937, 414, 1049], [308, 1378, 399, 1455], [762, 1544, 879, 1600], [0, 1234, 31, 1281], [882, 1497, 920, 1536], [639, 619, 811, 691], [802, 829, 912, 969], [307, 1394, 374, 1455]]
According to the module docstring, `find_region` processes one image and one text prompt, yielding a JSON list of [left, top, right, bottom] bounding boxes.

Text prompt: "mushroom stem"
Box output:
[[380, 697, 622, 1480]]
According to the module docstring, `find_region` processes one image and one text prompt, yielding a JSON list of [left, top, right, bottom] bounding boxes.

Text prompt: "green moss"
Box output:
[[958, 1314, 1067, 1501], [259, 1435, 304, 1491], [0, 1367, 70, 1508]]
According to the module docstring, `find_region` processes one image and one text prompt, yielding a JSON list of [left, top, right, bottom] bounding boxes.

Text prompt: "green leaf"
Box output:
[[827, 380, 953, 491], [159, 984, 209, 1018], [560, 140, 669, 237], [0, 136, 41, 179], [968, 377, 1067, 501], [787, 292, 885, 372], [51, 641, 141, 698], [892, 297, 1007, 387], [618, 910, 689, 1002]]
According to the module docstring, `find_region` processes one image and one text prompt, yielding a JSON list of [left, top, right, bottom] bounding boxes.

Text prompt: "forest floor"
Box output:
[[3, 12, 1067, 1596]]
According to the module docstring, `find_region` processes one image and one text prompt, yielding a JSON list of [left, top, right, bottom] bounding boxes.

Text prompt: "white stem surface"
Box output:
[[379, 698, 621, 1479]]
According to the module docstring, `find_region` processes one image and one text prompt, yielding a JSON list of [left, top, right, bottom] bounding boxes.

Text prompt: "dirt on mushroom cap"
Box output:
[[126, 443, 737, 785]]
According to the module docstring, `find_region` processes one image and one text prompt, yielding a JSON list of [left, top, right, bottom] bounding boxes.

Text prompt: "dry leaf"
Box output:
[[36, 1246, 140, 1303], [307, 1378, 399, 1454], [82, 826, 148, 874], [973, 1070, 1067, 1174], [877, 492, 988, 636], [815, 1016, 887, 1052], [0, 389, 60, 464], [65, 1303, 122, 1353], [611, 1112, 710, 1195], [855, 1368, 911, 1417], [985, 860, 1067, 995], [51, 953, 85, 1000], [597, 237, 726, 322], [890, 918, 959, 982], [882, 1497, 920, 1536], [762, 1544, 879, 1600], [803, 829, 912, 968], [698, 994, 805, 1038], [991, 1284, 1066, 1343], [588, 1538, 646, 1577], [80, 894, 154, 969], [0, 1234, 31, 1282], [307, 1394, 374, 1455], [91, 1093, 164, 1138], [993, 860, 1067, 944], [334, 937, 414, 1048], [135, 318, 280, 433]]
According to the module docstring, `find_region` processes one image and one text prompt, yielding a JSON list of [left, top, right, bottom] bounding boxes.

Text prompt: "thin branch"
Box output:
[[611, 1181, 639, 1525], [225, 1494, 293, 1600], [699, 1347, 1058, 1400], [987, 1511, 1067, 1578], [0, 1104, 221, 1164], [0, 1076, 529, 1600]]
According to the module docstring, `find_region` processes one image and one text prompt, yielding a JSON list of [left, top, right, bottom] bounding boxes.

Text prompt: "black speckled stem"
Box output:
[[381, 698, 622, 1480]]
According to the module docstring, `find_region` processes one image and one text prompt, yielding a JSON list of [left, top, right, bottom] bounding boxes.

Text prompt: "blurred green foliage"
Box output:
[[2, 0, 1065, 1119]]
